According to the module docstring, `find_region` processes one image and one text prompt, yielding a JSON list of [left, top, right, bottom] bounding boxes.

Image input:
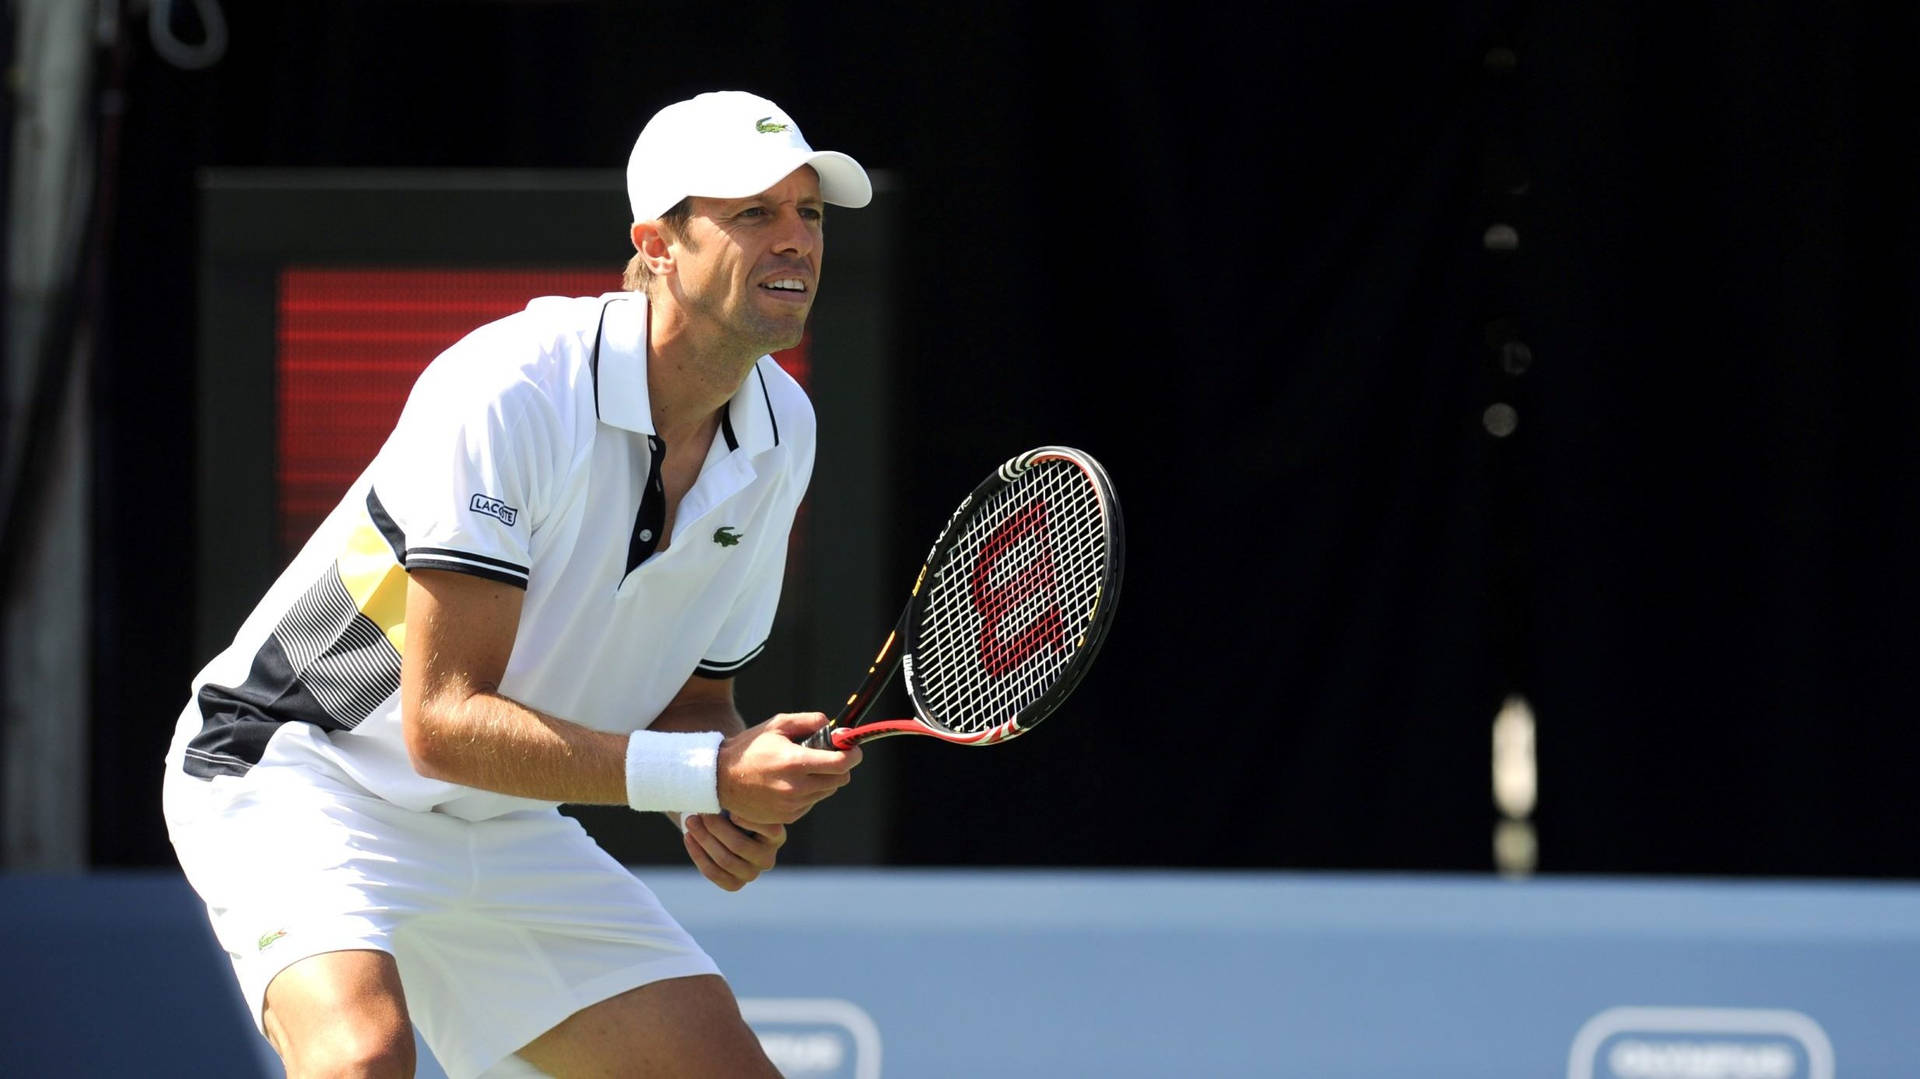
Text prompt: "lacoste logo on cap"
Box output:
[[713, 526, 743, 547], [754, 116, 790, 134]]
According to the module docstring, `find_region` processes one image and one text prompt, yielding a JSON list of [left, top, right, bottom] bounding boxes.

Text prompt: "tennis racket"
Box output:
[[804, 445, 1124, 750]]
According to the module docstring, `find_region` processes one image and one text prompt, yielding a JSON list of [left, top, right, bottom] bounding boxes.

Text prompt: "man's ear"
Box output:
[[630, 221, 674, 279]]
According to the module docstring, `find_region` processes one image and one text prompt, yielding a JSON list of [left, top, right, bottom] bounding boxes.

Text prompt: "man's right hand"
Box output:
[[715, 712, 863, 824]]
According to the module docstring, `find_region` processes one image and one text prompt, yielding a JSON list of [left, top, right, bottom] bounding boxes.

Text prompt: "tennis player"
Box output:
[[163, 90, 870, 1078]]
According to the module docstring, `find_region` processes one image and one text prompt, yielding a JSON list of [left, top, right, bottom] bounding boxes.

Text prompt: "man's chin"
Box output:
[[719, 304, 810, 358], [754, 317, 809, 356]]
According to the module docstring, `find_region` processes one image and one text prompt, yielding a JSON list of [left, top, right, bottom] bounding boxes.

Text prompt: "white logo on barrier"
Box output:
[[1568, 1007, 1834, 1079], [739, 997, 882, 1079]]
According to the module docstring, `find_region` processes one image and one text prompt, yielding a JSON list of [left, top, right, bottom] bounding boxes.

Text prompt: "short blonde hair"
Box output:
[[622, 198, 693, 292]]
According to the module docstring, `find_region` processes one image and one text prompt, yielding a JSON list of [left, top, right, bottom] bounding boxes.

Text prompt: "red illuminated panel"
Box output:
[[276, 267, 811, 557]]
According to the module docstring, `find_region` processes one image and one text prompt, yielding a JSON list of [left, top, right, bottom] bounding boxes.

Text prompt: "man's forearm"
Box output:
[[407, 690, 632, 805]]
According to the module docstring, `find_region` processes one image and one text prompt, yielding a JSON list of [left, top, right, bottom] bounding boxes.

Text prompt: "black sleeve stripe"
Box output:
[[695, 640, 766, 678], [408, 546, 530, 573], [366, 489, 408, 563], [405, 555, 530, 589]]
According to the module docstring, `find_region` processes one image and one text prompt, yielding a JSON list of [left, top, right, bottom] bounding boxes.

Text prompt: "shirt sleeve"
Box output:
[[367, 348, 569, 590]]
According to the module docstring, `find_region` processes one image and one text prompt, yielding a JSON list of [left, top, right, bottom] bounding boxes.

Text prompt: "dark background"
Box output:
[[84, 1, 1920, 875]]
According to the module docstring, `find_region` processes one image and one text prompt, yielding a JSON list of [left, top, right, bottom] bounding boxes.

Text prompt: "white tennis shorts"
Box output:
[[162, 753, 720, 1079]]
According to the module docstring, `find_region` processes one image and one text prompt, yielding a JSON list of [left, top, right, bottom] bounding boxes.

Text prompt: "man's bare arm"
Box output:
[[399, 568, 858, 821], [649, 675, 748, 739], [401, 568, 629, 802]]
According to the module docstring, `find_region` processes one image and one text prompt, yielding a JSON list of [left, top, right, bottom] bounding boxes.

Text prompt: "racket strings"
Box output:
[[913, 460, 1110, 734]]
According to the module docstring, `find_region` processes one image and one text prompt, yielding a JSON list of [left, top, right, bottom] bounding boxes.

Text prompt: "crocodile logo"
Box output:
[[713, 526, 744, 547], [755, 117, 790, 134], [257, 929, 288, 951]]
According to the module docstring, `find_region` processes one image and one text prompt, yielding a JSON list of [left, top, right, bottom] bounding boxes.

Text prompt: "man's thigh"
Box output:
[[515, 973, 777, 1079], [263, 948, 416, 1076], [166, 764, 461, 1036]]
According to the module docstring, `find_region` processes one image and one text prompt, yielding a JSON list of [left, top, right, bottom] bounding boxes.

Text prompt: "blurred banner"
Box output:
[[6, 869, 1917, 1077]]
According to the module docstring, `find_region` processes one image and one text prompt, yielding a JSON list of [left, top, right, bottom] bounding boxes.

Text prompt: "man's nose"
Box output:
[[771, 208, 816, 255]]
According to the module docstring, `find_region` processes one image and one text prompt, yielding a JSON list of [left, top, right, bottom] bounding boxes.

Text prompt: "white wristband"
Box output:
[[624, 730, 723, 814]]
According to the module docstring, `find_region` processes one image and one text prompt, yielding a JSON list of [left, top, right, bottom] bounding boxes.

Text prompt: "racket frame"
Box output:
[[805, 445, 1124, 750]]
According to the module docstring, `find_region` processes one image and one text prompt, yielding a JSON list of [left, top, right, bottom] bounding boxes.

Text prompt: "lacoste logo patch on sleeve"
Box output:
[[469, 494, 519, 526], [713, 526, 743, 547]]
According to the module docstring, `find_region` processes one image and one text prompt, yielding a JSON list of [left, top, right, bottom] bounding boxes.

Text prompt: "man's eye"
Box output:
[[800, 207, 823, 222]]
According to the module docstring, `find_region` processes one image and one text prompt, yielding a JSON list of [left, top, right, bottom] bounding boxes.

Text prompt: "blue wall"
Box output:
[[5, 870, 1917, 1077]]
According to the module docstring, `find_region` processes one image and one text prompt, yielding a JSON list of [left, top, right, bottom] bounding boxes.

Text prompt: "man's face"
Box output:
[[666, 166, 825, 355]]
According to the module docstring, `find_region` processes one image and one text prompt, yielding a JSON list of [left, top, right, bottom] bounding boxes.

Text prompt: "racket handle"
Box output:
[[803, 725, 849, 750]]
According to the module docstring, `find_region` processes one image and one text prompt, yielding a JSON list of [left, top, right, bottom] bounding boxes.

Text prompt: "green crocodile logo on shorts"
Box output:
[[257, 929, 287, 951], [755, 117, 790, 134], [713, 526, 744, 547]]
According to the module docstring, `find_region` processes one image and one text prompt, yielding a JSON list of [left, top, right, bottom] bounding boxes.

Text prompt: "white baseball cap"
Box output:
[[626, 90, 873, 223]]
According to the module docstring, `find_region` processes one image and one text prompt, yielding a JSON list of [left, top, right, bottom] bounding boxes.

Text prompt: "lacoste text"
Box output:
[[470, 494, 518, 526]]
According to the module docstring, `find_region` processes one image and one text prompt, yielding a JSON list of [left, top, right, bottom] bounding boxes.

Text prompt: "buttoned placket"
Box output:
[[624, 434, 668, 574]]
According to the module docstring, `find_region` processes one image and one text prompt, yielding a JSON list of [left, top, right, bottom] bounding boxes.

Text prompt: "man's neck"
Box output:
[[645, 296, 761, 449]]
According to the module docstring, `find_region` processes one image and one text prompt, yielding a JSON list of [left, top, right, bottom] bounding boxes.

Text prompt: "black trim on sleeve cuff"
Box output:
[[694, 640, 767, 679], [405, 549, 531, 589]]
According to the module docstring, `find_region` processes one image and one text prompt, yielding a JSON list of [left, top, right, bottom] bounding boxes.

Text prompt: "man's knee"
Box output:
[[263, 949, 416, 1079], [271, 1012, 416, 1079], [519, 974, 777, 1078]]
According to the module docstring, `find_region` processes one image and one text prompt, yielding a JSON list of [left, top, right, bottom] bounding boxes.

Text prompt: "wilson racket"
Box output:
[[804, 445, 1124, 750]]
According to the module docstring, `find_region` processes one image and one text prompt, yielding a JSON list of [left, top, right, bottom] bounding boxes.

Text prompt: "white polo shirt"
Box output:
[[167, 292, 815, 821]]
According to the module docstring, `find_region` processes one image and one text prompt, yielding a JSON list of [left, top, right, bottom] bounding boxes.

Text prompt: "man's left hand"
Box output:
[[682, 813, 785, 892]]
